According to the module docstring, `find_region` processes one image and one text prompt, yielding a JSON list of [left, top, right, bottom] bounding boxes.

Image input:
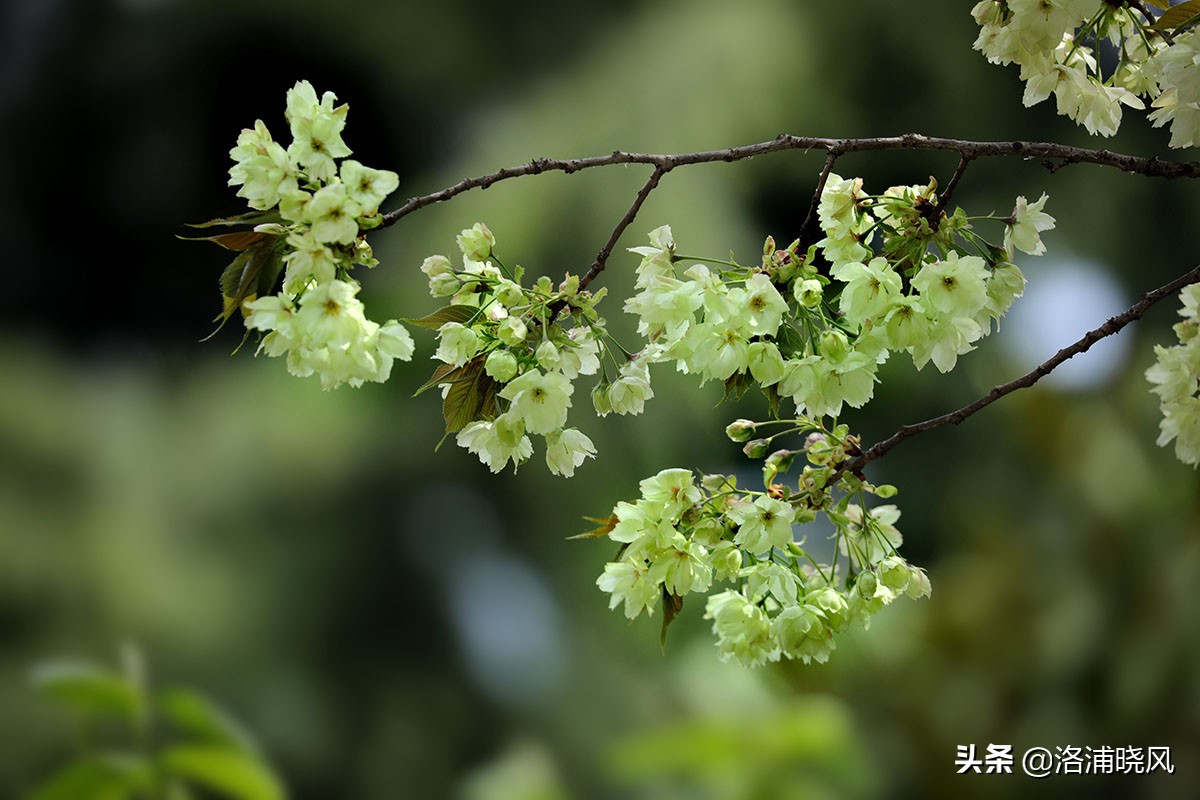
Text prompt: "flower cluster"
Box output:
[[972, 1, 1200, 146], [1147, 29, 1200, 149], [595, 418, 929, 667], [227, 81, 413, 388], [420, 224, 610, 476], [594, 179, 1051, 660], [1147, 284, 1200, 466], [244, 281, 414, 390], [624, 180, 1050, 423]]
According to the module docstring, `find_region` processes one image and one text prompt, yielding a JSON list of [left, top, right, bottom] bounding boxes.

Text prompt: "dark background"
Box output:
[[1, 1, 1197, 797]]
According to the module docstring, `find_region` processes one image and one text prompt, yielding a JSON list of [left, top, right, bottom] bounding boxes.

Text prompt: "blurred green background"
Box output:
[[2, 0, 1198, 797]]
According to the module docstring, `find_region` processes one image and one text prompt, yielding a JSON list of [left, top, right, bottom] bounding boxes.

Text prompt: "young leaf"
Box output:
[[441, 357, 493, 433], [775, 320, 807, 358], [214, 236, 286, 327], [404, 304, 477, 331], [31, 662, 141, 721], [414, 363, 463, 396], [567, 514, 618, 540], [187, 211, 283, 229], [159, 688, 258, 754], [761, 382, 783, 420], [178, 230, 279, 252], [478, 373, 499, 419], [721, 371, 755, 404], [1151, 0, 1200, 30], [160, 746, 285, 800], [660, 588, 684, 652]]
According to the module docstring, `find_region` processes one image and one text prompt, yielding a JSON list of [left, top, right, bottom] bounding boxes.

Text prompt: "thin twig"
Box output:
[[837, 262, 1200, 476], [580, 165, 668, 291], [378, 134, 1200, 231], [799, 149, 843, 247], [933, 154, 973, 220], [1127, 0, 1174, 45]]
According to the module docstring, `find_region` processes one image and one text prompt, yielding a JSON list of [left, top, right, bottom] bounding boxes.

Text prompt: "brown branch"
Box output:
[[838, 262, 1200, 476], [933, 154, 973, 220], [799, 149, 843, 248], [378, 134, 1200, 231], [1127, 0, 1174, 45], [579, 165, 668, 291]]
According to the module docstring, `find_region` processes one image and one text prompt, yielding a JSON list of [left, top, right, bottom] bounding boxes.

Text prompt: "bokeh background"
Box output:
[[2, 0, 1198, 797]]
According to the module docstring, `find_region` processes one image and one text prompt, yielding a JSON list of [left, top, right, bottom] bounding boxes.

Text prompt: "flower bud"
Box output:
[[495, 279, 524, 307], [701, 472, 736, 495], [712, 545, 743, 581], [906, 567, 932, 599], [725, 419, 756, 442], [591, 383, 613, 416], [880, 556, 910, 590], [457, 222, 495, 262], [742, 438, 770, 459], [1174, 319, 1198, 343], [855, 570, 878, 599], [484, 350, 518, 383], [428, 272, 460, 298], [819, 330, 851, 363], [497, 316, 527, 346], [421, 254, 454, 278], [765, 448, 796, 473], [535, 340, 561, 370], [794, 279, 823, 308]]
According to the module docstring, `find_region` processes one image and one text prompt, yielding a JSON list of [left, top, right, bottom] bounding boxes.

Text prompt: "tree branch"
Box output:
[[378, 134, 1200, 231], [837, 262, 1200, 476], [799, 149, 842, 248], [933, 154, 973, 220], [579, 165, 668, 291]]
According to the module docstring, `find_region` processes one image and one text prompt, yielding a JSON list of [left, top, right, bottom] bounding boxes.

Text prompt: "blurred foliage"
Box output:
[[2, 1, 1199, 798], [28, 647, 283, 800]]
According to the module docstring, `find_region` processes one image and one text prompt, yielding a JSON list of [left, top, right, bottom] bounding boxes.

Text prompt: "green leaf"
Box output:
[[212, 236, 286, 329], [478, 373, 499, 419], [403, 304, 477, 331], [721, 371, 755, 404], [31, 662, 141, 721], [29, 754, 153, 800], [160, 746, 285, 800], [566, 514, 618, 540], [761, 382, 783, 420], [660, 588, 684, 653], [441, 357, 493, 434], [414, 363, 463, 397], [1144, 0, 1170, 9], [159, 688, 257, 754], [178, 230, 279, 252], [775, 320, 807, 358], [187, 211, 283, 229], [1151, 0, 1200, 30]]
